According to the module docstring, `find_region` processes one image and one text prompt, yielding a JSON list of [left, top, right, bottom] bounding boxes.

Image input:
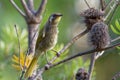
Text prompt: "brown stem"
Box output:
[[27, 0, 34, 12], [14, 25, 23, 70], [27, 24, 39, 55], [111, 36, 120, 42], [9, 0, 25, 17], [36, 0, 47, 17], [88, 53, 96, 80], [10, 0, 47, 79], [107, 2, 119, 25], [49, 42, 120, 68], [104, 0, 114, 11], [104, 0, 119, 22], [100, 0, 106, 11], [21, 0, 33, 17]]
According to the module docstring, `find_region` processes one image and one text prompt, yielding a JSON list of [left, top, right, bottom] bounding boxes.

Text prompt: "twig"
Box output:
[[49, 42, 120, 68], [104, 0, 114, 10], [21, 0, 33, 16], [104, 0, 119, 22], [14, 25, 24, 80], [84, 0, 91, 9], [88, 53, 96, 80], [9, 0, 25, 17], [20, 71, 25, 80], [107, 1, 119, 25], [111, 36, 120, 42], [32, 68, 44, 80], [71, 74, 75, 80], [27, 0, 34, 12], [36, 0, 47, 17], [100, 0, 106, 11], [14, 25, 22, 70], [104, 0, 114, 11]]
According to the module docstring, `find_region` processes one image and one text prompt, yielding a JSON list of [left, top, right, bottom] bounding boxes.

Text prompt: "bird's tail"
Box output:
[[24, 55, 39, 78]]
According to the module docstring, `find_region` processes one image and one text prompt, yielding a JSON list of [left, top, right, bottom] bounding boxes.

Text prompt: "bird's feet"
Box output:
[[51, 49, 60, 57]]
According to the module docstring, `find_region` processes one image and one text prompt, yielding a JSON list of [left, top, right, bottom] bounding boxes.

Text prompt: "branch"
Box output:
[[104, 0, 119, 22], [9, 0, 25, 17], [100, 0, 106, 11], [84, 0, 91, 8], [36, 0, 47, 17], [111, 36, 120, 42], [33, 30, 120, 79], [104, 0, 114, 11], [88, 53, 96, 80], [21, 0, 33, 17], [48, 29, 89, 64], [14, 25, 22, 70], [31, 68, 44, 80], [27, 0, 34, 12], [106, 2, 119, 25], [49, 42, 120, 68]]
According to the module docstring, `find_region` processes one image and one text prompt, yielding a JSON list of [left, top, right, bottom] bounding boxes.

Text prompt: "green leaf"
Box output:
[[116, 46, 120, 50], [110, 25, 120, 35], [115, 20, 120, 31]]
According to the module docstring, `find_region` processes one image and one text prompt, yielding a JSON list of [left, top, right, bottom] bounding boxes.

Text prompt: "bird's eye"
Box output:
[[49, 16, 54, 23]]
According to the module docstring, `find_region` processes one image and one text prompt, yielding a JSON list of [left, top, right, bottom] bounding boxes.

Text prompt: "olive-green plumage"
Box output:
[[24, 13, 62, 78]]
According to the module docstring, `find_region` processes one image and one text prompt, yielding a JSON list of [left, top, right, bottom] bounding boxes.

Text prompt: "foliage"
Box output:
[[12, 52, 35, 71], [110, 19, 120, 35], [0, 25, 27, 54], [110, 19, 120, 49], [0, 25, 27, 80]]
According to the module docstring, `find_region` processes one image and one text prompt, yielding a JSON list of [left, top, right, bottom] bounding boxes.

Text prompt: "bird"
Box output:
[[24, 13, 63, 78]]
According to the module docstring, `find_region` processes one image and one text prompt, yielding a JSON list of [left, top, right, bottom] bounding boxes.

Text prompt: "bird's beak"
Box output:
[[54, 14, 63, 23]]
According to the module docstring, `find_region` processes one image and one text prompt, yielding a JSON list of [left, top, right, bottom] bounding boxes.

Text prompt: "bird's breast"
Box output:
[[39, 27, 58, 51]]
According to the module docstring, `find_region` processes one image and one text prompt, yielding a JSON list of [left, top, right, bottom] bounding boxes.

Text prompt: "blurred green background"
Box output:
[[0, 0, 120, 80]]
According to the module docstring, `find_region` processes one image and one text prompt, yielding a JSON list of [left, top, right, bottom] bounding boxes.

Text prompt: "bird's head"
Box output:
[[49, 13, 63, 25]]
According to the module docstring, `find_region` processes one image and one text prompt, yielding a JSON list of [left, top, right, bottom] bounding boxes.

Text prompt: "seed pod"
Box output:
[[80, 8, 104, 19], [75, 68, 89, 80], [80, 8, 104, 30], [88, 22, 110, 49]]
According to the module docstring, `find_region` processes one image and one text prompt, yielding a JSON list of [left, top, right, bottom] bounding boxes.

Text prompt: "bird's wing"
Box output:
[[35, 26, 46, 49], [42, 25, 46, 38]]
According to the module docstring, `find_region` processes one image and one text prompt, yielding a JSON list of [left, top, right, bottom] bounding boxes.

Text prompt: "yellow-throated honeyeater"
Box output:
[[24, 13, 62, 78]]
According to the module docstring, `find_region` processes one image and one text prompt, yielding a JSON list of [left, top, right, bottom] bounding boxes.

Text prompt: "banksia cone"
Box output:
[[75, 68, 89, 80], [88, 22, 110, 49], [80, 8, 104, 30], [80, 8, 104, 19]]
